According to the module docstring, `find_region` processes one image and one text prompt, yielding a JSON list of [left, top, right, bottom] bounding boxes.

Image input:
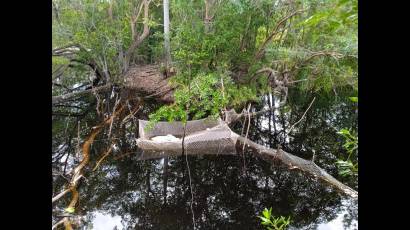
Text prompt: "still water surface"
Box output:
[[52, 95, 358, 229]]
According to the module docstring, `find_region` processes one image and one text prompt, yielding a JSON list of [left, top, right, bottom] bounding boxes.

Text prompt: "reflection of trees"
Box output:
[[52, 90, 358, 229], [75, 149, 354, 229]]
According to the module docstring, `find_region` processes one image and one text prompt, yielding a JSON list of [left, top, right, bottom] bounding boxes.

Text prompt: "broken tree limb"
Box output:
[[234, 133, 358, 199]]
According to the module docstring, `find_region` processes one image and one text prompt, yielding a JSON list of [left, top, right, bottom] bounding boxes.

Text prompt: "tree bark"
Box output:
[[163, 0, 171, 68], [124, 0, 151, 73], [136, 128, 358, 199], [234, 135, 358, 199]]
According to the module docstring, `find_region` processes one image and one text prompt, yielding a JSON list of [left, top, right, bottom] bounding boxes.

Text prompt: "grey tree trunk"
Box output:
[[163, 0, 171, 68]]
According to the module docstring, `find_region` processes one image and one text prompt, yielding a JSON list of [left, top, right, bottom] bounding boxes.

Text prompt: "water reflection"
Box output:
[[52, 92, 358, 229]]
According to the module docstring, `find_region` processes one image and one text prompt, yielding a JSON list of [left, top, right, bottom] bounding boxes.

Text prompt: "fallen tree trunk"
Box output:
[[234, 134, 358, 199], [136, 119, 358, 199]]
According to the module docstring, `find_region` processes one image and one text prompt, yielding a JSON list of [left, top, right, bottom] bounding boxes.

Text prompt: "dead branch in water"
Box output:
[[93, 145, 114, 171], [53, 104, 125, 227], [234, 134, 358, 199]]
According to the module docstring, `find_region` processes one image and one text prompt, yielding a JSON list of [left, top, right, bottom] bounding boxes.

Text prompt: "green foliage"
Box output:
[[139, 0, 357, 125], [53, 0, 161, 82], [336, 128, 358, 177], [336, 159, 357, 177], [148, 72, 257, 127], [258, 208, 291, 230], [53, 0, 358, 130]]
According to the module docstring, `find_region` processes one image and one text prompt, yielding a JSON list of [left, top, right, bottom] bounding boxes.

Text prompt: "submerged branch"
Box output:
[[52, 188, 71, 203], [53, 104, 125, 228], [93, 146, 113, 171], [52, 218, 65, 230], [234, 134, 358, 199]]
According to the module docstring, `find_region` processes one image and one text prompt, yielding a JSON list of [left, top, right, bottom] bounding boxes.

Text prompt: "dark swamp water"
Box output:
[[52, 92, 358, 230]]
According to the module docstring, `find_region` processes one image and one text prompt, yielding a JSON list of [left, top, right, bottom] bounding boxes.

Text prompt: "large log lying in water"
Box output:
[[136, 119, 358, 199], [234, 134, 358, 199]]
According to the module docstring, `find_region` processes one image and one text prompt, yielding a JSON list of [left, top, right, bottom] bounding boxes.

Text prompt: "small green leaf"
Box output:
[[65, 207, 75, 213], [337, 129, 350, 135], [349, 97, 358, 102]]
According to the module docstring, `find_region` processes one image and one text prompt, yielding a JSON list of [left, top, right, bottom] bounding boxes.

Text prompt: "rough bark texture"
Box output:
[[136, 117, 358, 199], [234, 135, 358, 199], [163, 0, 171, 67]]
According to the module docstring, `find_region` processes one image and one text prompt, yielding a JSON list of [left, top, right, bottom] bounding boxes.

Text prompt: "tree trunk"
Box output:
[[163, 0, 171, 68], [235, 135, 358, 199], [135, 129, 358, 199]]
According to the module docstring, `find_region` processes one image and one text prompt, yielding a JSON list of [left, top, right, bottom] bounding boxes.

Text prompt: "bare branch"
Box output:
[[130, 1, 145, 38], [255, 9, 305, 60], [52, 188, 71, 203], [52, 218, 65, 230], [124, 0, 151, 72], [248, 67, 279, 84], [224, 105, 284, 125], [93, 145, 114, 171], [287, 97, 316, 134], [52, 84, 112, 105]]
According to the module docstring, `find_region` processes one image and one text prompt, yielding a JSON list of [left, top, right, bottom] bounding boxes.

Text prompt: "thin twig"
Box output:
[[242, 103, 252, 152], [113, 151, 138, 160], [52, 188, 71, 203], [255, 9, 305, 60], [287, 79, 308, 84], [108, 95, 120, 138], [287, 97, 316, 134], [93, 146, 114, 171], [122, 105, 141, 125], [185, 147, 196, 230], [240, 109, 247, 136], [242, 103, 251, 173], [52, 218, 65, 230]]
